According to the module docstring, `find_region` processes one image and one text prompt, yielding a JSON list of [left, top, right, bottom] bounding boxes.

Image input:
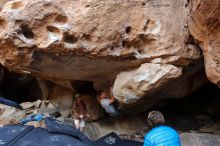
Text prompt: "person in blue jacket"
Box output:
[[143, 111, 181, 146]]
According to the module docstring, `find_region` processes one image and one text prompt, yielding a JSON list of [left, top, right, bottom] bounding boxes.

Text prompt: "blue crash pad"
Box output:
[[123, 139, 143, 146], [45, 117, 93, 146], [0, 117, 143, 146], [95, 132, 143, 146], [0, 97, 22, 109], [0, 125, 33, 145], [0, 117, 93, 146], [14, 128, 91, 146], [95, 132, 124, 146]]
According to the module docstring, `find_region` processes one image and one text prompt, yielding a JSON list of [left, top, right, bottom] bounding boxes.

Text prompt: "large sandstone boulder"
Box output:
[[189, 0, 220, 86], [0, 0, 207, 112], [113, 63, 182, 104], [115, 61, 207, 114], [0, 0, 199, 88]]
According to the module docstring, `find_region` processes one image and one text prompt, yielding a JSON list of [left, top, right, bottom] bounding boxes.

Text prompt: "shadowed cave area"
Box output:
[[0, 67, 219, 141]]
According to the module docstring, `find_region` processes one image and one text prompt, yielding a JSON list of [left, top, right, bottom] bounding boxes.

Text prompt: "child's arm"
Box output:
[[109, 87, 115, 104], [109, 95, 115, 104]]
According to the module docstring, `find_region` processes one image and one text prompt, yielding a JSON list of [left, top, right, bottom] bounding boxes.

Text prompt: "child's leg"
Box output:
[[79, 120, 85, 132], [74, 119, 80, 130]]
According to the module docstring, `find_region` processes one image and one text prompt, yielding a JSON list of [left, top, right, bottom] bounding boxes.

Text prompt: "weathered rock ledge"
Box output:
[[1, 0, 217, 112]]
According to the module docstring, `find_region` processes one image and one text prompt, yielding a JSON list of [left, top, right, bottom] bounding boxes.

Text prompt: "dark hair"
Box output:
[[97, 90, 104, 96], [147, 111, 166, 129]]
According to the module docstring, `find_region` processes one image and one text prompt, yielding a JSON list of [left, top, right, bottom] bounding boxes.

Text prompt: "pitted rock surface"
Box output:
[[0, 0, 208, 110]]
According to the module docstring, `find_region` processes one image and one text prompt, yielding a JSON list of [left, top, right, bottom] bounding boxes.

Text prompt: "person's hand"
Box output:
[[80, 115, 84, 119]]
